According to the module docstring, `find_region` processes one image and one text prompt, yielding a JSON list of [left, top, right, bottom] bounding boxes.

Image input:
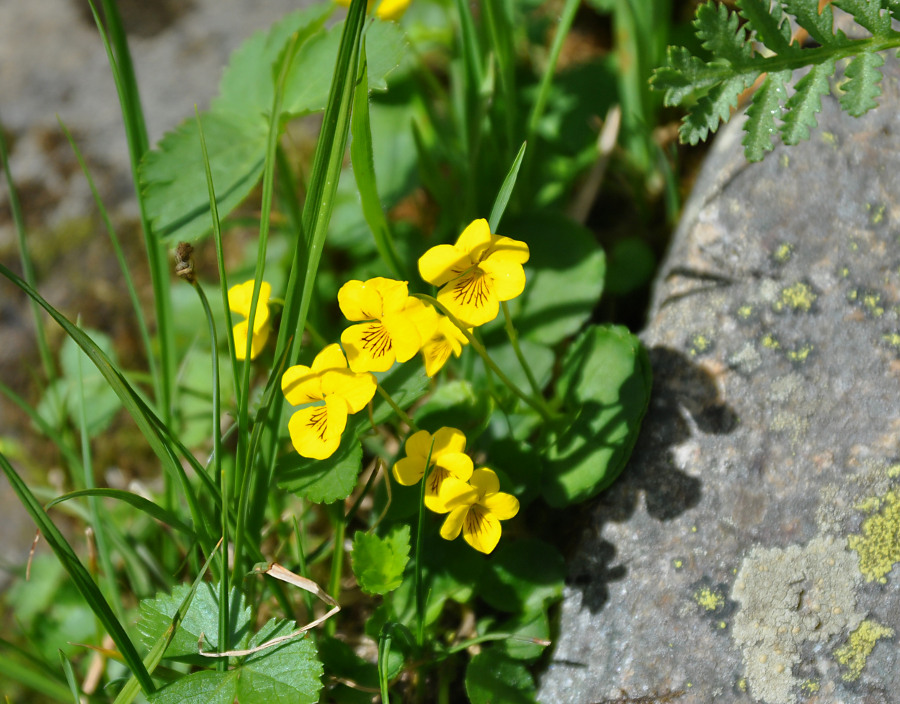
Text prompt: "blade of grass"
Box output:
[[483, 0, 517, 154], [0, 263, 214, 551], [351, 40, 404, 278], [0, 646, 72, 702], [488, 141, 527, 232], [0, 452, 154, 694], [58, 117, 158, 409], [58, 650, 82, 704], [0, 121, 56, 388]]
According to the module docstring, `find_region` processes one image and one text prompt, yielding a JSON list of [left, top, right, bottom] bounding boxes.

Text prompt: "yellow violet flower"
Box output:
[[393, 427, 475, 513], [418, 218, 529, 328], [421, 311, 469, 377], [338, 277, 437, 373], [439, 468, 519, 554], [228, 280, 272, 360], [333, 0, 411, 21], [281, 344, 377, 460]]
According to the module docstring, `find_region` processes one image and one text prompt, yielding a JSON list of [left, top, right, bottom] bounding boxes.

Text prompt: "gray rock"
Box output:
[[539, 63, 900, 703]]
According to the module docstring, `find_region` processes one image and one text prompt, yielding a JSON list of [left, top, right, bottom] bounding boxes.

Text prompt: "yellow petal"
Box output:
[[373, 277, 411, 315], [455, 219, 493, 258], [436, 452, 474, 481], [392, 456, 426, 486], [440, 506, 469, 541], [228, 280, 271, 326], [281, 364, 321, 405], [469, 468, 500, 497], [481, 257, 526, 303], [482, 492, 519, 521], [462, 506, 502, 554], [404, 429, 435, 460], [287, 396, 348, 460], [311, 343, 349, 373], [487, 235, 529, 264], [338, 279, 384, 321], [404, 298, 439, 345], [437, 269, 499, 328], [341, 322, 396, 372], [375, 0, 411, 20], [322, 368, 377, 414], [422, 317, 468, 376], [418, 244, 471, 287], [426, 475, 477, 514], [432, 427, 467, 457], [381, 312, 423, 363], [233, 319, 270, 361]]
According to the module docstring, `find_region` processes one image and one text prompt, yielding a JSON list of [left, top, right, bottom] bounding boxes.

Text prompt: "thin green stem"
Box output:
[[376, 384, 419, 432], [414, 439, 435, 648], [501, 301, 542, 397], [292, 516, 315, 618], [325, 504, 347, 637], [414, 295, 558, 422]]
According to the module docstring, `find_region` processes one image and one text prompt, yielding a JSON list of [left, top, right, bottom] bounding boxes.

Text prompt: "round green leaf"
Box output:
[[543, 324, 652, 506], [277, 435, 363, 504], [351, 525, 411, 595], [465, 650, 537, 704], [415, 380, 493, 438], [476, 539, 565, 614]]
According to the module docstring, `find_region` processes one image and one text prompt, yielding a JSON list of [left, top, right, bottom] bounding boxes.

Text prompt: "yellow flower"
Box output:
[[392, 427, 475, 513], [439, 468, 519, 554], [338, 277, 437, 373], [418, 218, 529, 327], [333, 0, 411, 20], [228, 280, 272, 360], [282, 344, 377, 460], [421, 312, 469, 377]]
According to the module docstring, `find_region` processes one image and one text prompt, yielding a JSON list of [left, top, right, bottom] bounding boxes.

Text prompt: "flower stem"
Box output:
[[376, 384, 419, 432], [501, 301, 543, 398], [414, 439, 435, 648], [413, 294, 559, 422], [325, 504, 346, 637]]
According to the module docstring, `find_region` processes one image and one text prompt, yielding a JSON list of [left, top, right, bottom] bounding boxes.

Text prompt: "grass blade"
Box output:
[[488, 141, 527, 232], [0, 452, 155, 694], [58, 650, 82, 704]]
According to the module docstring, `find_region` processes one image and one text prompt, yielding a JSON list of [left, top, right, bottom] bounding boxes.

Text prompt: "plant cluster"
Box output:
[[0, 0, 662, 702]]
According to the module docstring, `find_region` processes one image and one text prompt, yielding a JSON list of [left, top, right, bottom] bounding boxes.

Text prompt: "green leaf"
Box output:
[[277, 434, 364, 504], [840, 51, 885, 117], [488, 142, 527, 232], [543, 325, 652, 506], [653, 46, 727, 107], [37, 329, 121, 436], [415, 380, 494, 439], [605, 237, 656, 295], [833, 0, 891, 37], [742, 69, 790, 161], [680, 71, 756, 145], [781, 59, 835, 145], [480, 340, 554, 396], [500, 213, 606, 346], [694, 1, 751, 65], [783, 0, 837, 46], [371, 361, 431, 425], [351, 525, 411, 595], [491, 610, 551, 663], [476, 539, 565, 614], [736, 0, 795, 55], [318, 637, 381, 704], [138, 583, 251, 661], [359, 20, 407, 93], [465, 650, 537, 704]]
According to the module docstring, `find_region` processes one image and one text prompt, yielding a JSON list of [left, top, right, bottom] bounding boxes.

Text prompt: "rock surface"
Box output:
[[539, 63, 900, 703]]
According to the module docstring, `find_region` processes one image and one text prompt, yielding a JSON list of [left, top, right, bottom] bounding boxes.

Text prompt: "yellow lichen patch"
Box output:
[[800, 679, 820, 694], [786, 344, 814, 363], [833, 619, 894, 681], [736, 677, 747, 692], [821, 132, 837, 145], [866, 202, 886, 225], [882, 333, 900, 349], [694, 586, 725, 612], [888, 464, 900, 478], [672, 558, 684, 570], [689, 333, 712, 356], [762, 334, 781, 350], [773, 282, 817, 313], [840, 267, 850, 278], [863, 293, 884, 317], [773, 243, 793, 264], [848, 490, 900, 583], [737, 304, 754, 319]]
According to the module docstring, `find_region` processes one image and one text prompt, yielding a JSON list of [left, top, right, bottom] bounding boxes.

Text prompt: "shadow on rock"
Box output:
[[565, 346, 736, 614]]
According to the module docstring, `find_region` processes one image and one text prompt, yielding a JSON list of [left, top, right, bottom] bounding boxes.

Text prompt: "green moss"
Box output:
[[848, 489, 900, 583], [773, 282, 817, 313], [834, 619, 894, 681]]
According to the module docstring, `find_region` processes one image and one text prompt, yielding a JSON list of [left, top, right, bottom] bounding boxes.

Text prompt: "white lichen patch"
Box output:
[[731, 535, 865, 704]]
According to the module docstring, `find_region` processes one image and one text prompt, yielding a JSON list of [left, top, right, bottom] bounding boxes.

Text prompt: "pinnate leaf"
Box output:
[[833, 0, 891, 37], [742, 69, 789, 161], [840, 51, 885, 116], [736, 0, 795, 55], [694, 2, 751, 65], [783, 0, 838, 46], [781, 59, 835, 145], [351, 525, 411, 595], [679, 72, 756, 145]]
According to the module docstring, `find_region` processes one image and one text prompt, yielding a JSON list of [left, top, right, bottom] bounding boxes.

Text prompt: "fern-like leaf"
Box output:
[[653, 45, 731, 107], [742, 70, 790, 161], [694, 2, 752, 65], [833, 0, 892, 38], [736, 0, 796, 55], [680, 73, 757, 145], [782, 0, 838, 46], [840, 51, 885, 116], [887, 0, 900, 24], [780, 59, 835, 145]]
